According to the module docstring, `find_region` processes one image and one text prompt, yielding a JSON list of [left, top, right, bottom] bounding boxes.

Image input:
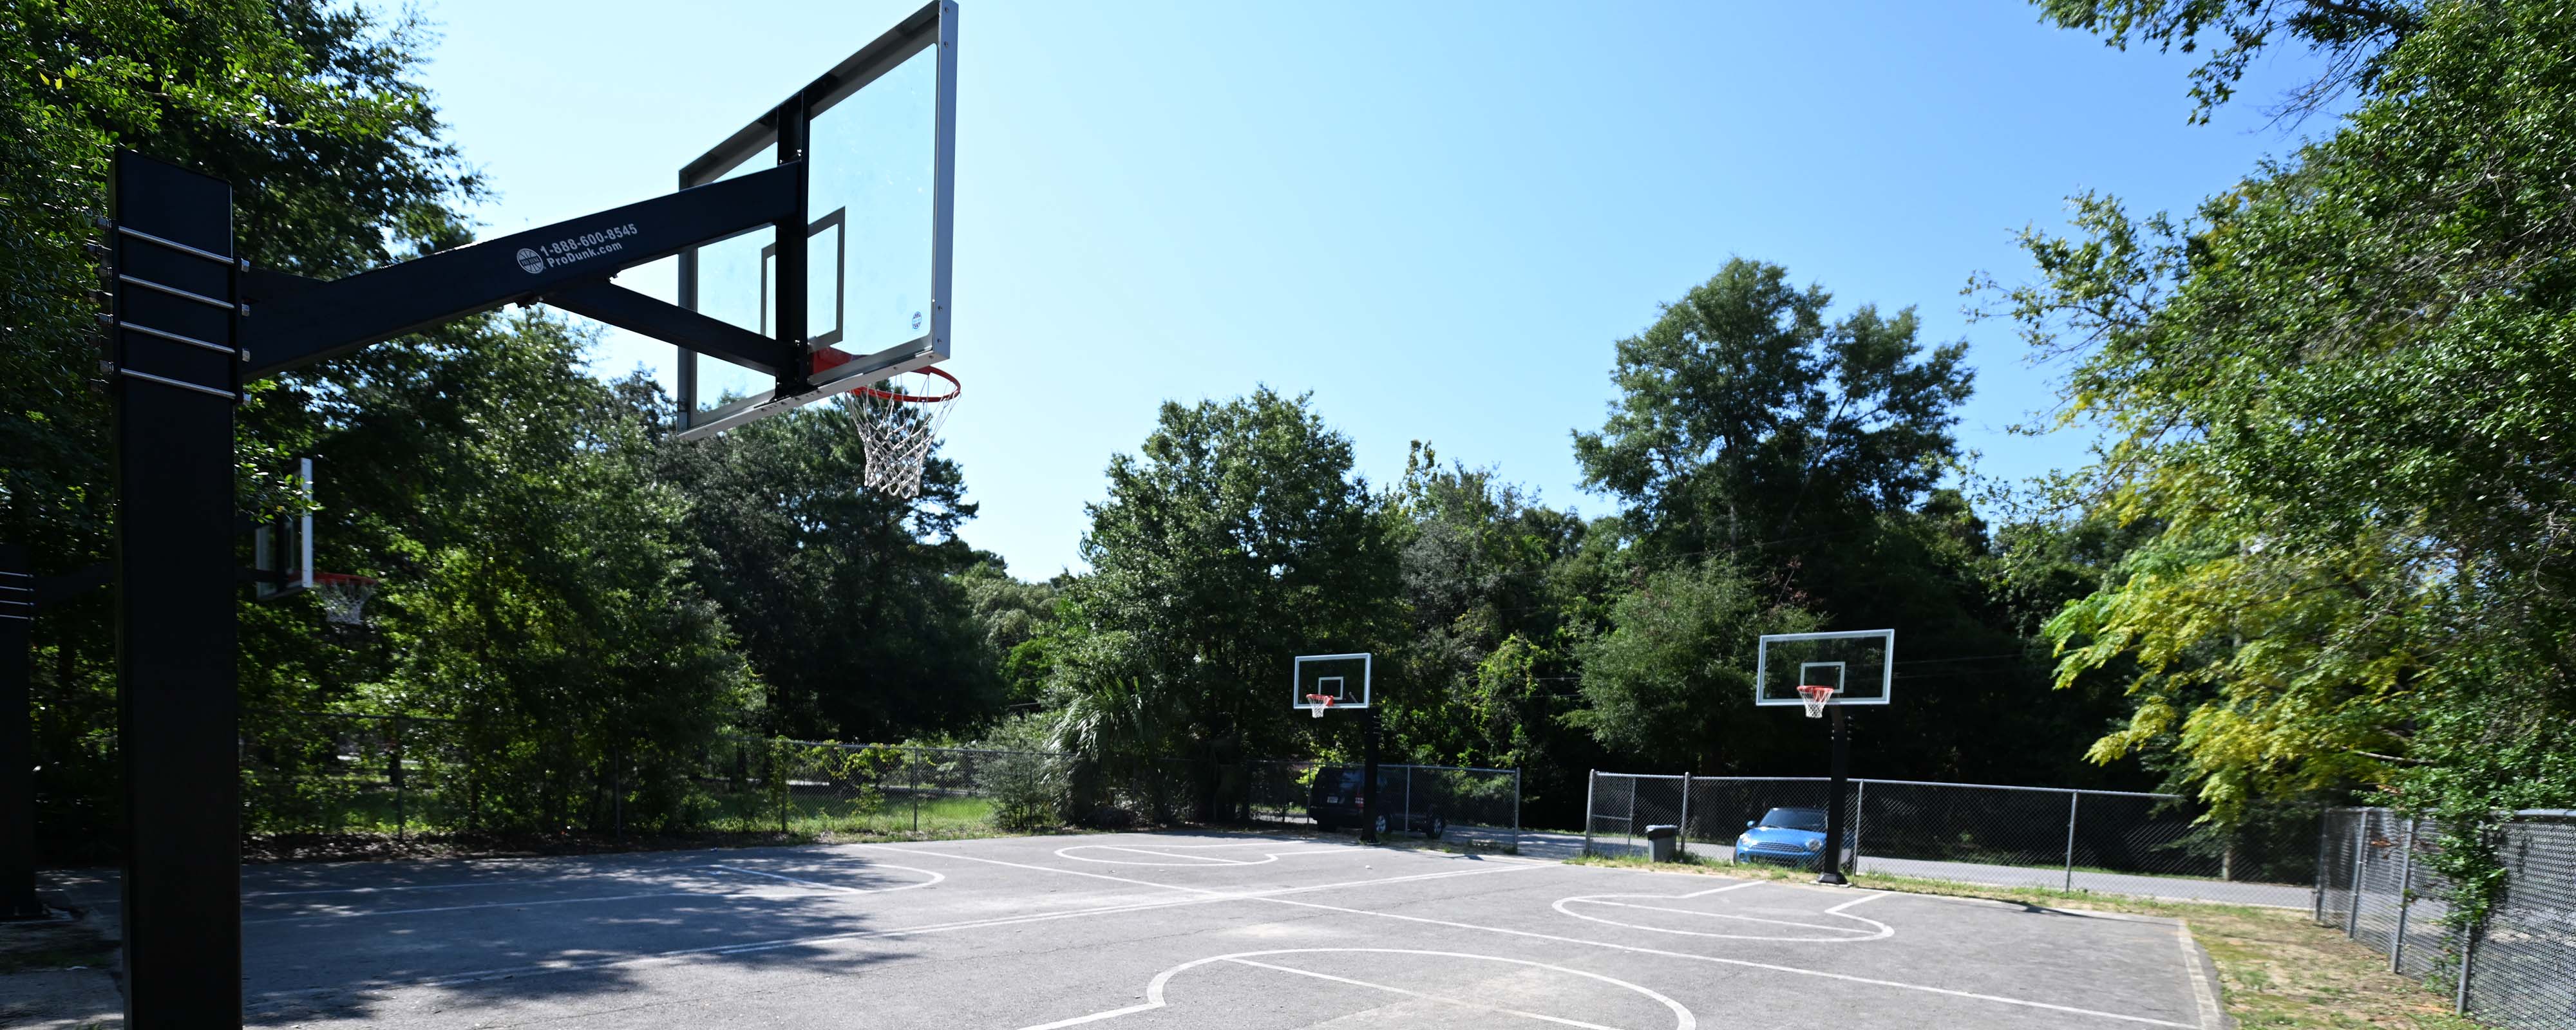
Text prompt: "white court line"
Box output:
[[861, 846, 2183, 1025], [708, 863, 946, 894], [1551, 878, 1895, 942], [242, 890, 841, 925], [249, 892, 1226, 1002], [2176, 921, 2223, 1029], [244, 863, 943, 924], [251, 849, 1546, 1002], [1056, 841, 1371, 866], [1227, 959, 1633, 1030], [1014, 948, 1694, 1030], [1571, 899, 1884, 935], [1069, 845, 1257, 865], [242, 876, 613, 899], [1253, 893, 2197, 1028]]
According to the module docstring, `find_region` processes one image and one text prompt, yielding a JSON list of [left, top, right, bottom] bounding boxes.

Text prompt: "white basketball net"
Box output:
[[315, 575, 379, 626], [833, 367, 960, 500], [1798, 685, 1835, 718], [1306, 694, 1336, 720]]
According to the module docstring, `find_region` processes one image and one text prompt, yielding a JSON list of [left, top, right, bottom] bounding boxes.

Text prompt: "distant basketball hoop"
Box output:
[[1797, 684, 1835, 718], [312, 572, 379, 626]]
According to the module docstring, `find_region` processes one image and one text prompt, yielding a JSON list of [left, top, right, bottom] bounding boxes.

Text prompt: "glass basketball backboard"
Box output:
[[674, 0, 956, 440], [1755, 630, 1893, 706], [1294, 653, 1372, 711]]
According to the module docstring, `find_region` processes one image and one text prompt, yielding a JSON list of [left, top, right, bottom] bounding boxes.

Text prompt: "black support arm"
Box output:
[[542, 282, 786, 379], [245, 163, 801, 380]]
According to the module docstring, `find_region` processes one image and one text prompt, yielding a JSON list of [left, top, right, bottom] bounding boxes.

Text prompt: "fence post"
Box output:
[[1582, 770, 1596, 857], [2063, 791, 2080, 891], [2345, 812, 2367, 938], [1511, 769, 1522, 854], [911, 745, 922, 833], [2313, 810, 2332, 922], [1677, 772, 1692, 857], [2454, 920, 2476, 1015], [388, 716, 406, 843], [1403, 765, 1412, 832], [1623, 774, 1636, 856], [2389, 815, 2415, 973], [1852, 779, 1868, 870]]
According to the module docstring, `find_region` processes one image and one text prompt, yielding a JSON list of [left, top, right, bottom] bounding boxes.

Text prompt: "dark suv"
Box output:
[[1304, 765, 1445, 839]]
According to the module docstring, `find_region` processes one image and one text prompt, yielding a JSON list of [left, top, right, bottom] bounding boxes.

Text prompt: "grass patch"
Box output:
[[1565, 853, 2484, 1028]]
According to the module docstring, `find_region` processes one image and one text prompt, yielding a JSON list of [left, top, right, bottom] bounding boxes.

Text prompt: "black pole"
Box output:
[[1, 545, 43, 919], [109, 152, 245, 1024], [1819, 704, 1851, 885], [1360, 706, 1381, 844]]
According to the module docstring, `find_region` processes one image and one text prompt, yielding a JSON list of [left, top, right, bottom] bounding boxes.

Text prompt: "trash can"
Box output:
[[1644, 824, 1679, 862]]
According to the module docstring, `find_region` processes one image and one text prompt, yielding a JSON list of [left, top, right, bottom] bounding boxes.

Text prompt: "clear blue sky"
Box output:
[[413, 1, 2324, 576]]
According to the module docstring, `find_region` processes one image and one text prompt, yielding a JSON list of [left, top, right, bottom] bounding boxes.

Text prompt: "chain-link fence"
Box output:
[[238, 711, 466, 839], [1583, 772, 2316, 907], [2317, 808, 2576, 1029], [694, 739, 1074, 837], [238, 714, 1519, 848], [1229, 760, 1520, 852]]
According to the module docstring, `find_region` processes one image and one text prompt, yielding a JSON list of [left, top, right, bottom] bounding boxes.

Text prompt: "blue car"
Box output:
[[1732, 806, 1853, 870]]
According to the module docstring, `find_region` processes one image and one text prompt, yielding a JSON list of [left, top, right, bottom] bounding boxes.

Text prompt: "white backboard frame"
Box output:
[[1293, 653, 1372, 711], [1755, 629, 1894, 707]]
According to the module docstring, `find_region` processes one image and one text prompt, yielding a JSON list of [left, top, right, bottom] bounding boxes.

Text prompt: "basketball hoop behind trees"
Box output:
[[312, 572, 379, 626]]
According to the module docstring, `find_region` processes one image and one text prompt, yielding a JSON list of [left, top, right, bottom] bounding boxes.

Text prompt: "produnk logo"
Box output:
[[515, 248, 545, 274]]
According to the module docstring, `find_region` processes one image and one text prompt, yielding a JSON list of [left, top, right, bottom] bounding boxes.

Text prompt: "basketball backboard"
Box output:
[[252, 457, 314, 601], [1755, 630, 1893, 707], [1294, 653, 1372, 711], [674, 0, 956, 440]]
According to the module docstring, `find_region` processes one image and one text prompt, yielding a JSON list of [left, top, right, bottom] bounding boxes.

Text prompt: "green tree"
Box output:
[[1573, 559, 1815, 772], [1571, 258, 1973, 568], [339, 318, 753, 830], [956, 557, 1065, 707], [1047, 389, 1400, 809], [2032, 0, 2425, 121], [652, 402, 998, 742], [3, 1, 481, 848], [1993, 0, 2576, 860]]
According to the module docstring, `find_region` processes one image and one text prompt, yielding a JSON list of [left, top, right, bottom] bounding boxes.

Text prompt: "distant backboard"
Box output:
[[252, 457, 314, 601], [1294, 653, 1372, 711], [675, 0, 956, 440], [1755, 630, 1893, 707]]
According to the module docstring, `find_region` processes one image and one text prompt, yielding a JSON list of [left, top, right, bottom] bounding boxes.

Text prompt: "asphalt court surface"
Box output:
[[76, 831, 2226, 1028]]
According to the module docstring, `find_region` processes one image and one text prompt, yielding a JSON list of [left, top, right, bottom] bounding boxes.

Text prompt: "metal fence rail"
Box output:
[[2318, 807, 2576, 1030], [1582, 771, 2316, 908]]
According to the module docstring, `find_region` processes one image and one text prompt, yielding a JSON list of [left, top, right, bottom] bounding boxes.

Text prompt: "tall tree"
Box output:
[[653, 402, 997, 742], [3, 1, 482, 847], [1572, 258, 1973, 570], [1994, 0, 2576, 840], [1048, 389, 1400, 790]]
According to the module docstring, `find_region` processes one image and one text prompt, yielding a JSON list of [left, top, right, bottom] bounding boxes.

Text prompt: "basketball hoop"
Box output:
[[832, 365, 960, 500], [312, 572, 379, 626], [1797, 684, 1835, 718], [1305, 693, 1336, 720]]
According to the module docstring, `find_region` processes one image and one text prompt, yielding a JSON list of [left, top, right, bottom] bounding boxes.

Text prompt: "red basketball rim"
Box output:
[[851, 365, 960, 404]]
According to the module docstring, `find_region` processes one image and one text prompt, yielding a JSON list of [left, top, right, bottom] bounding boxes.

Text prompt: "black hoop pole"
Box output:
[[1, 544, 41, 919], [109, 151, 245, 1023], [1819, 704, 1852, 885]]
